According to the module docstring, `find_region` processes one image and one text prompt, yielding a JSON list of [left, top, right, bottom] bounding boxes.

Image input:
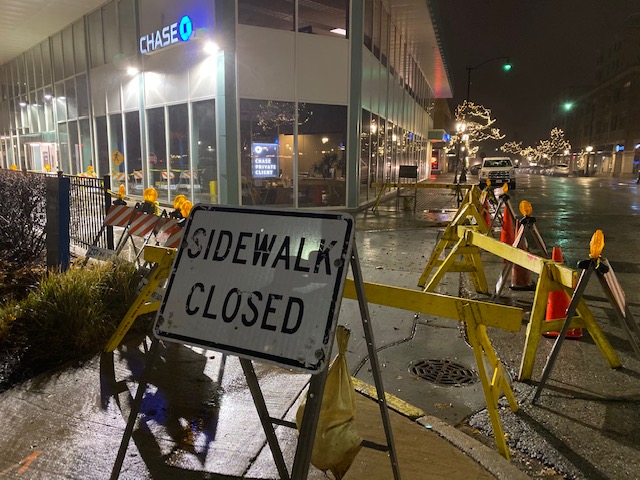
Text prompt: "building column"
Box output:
[[346, 0, 364, 209], [215, 0, 240, 205]]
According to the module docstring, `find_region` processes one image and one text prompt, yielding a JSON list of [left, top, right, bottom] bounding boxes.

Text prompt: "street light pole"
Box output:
[[466, 56, 511, 103]]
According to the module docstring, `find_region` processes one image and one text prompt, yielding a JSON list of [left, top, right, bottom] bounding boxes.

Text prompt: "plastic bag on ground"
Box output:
[[296, 325, 363, 479]]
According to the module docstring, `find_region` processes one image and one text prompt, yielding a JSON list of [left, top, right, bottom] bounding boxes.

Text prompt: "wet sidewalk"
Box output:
[[0, 177, 529, 479]]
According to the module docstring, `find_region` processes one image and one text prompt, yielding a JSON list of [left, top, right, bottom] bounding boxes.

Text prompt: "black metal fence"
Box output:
[[66, 174, 113, 251]]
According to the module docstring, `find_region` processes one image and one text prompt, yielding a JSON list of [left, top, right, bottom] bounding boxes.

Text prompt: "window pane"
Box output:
[[65, 78, 77, 119], [299, 103, 346, 207], [103, 2, 119, 64], [124, 111, 142, 195], [364, 0, 373, 50], [372, 0, 381, 59], [360, 109, 371, 204], [24, 50, 35, 92], [109, 113, 124, 181], [147, 107, 167, 194], [95, 116, 109, 176], [32, 45, 43, 89], [16, 57, 26, 96], [79, 118, 92, 174], [52, 33, 64, 80], [63, 26, 75, 77], [240, 99, 294, 206], [58, 122, 70, 172], [238, 0, 294, 31], [74, 20, 87, 73], [76, 74, 89, 117], [68, 120, 80, 174], [118, 0, 137, 57], [168, 103, 188, 202], [88, 10, 105, 67], [299, 0, 348, 38], [192, 99, 216, 203], [41, 41, 52, 86], [380, 6, 388, 66], [55, 82, 66, 121]]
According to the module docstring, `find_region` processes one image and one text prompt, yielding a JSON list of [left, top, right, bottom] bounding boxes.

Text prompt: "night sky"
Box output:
[[434, 0, 640, 150]]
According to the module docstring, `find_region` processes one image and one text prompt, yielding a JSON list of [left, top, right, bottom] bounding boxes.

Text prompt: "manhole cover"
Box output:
[[408, 359, 478, 386]]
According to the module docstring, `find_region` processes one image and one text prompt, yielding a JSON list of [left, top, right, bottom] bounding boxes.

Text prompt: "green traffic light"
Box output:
[[563, 102, 574, 111], [503, 62, 512, 71]]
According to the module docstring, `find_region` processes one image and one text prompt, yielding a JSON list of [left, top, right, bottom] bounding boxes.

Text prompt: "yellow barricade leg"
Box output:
[[459, 302, 517, 460], [104, 246, 175, 353], [576, 299, 621, 368], [423, 238, 466, 292], [519, 267, 553, 380]]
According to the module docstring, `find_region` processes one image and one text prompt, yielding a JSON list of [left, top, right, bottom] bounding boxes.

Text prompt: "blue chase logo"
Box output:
[[140, 15, 193, 54]]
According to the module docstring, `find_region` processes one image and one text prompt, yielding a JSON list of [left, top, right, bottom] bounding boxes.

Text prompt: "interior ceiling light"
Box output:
[[127, 66, 139, 76]]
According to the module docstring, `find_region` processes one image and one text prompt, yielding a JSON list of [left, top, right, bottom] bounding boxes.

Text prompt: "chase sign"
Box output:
[[140, 15, 193, 54]]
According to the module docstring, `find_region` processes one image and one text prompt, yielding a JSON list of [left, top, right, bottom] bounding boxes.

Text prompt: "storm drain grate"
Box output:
[[408, 358, 478, 386]]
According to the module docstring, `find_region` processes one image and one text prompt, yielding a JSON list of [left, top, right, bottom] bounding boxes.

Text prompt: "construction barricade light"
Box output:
[[173, 194, 187, 210], [502, 182, 509, 193], [486, 179, 491, 187], [45, 164, 51, 172], [519, 200, 533, 217], [144, 187, 158, 203], [590, 229, 605, 259], [180, 200, 193, 218], [10, 164, 17, 170], [118, 185, 125, 197]]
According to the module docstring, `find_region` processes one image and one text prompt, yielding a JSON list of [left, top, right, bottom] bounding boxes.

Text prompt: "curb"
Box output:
[[352, 377, 529, 480]]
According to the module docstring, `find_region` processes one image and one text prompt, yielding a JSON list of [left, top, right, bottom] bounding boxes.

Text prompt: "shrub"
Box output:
[[0, 261, 143, 369], [0, 170, 47, 265]]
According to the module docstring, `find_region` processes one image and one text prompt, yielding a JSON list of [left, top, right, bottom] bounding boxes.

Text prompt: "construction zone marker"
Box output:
[[533, 230, 640, 402]]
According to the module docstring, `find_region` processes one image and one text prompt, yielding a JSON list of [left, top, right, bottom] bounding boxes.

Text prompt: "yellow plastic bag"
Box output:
[[296, 326, 363, 479]]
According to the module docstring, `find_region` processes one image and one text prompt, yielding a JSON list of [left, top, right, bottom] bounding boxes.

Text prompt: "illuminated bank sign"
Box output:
[[252, 143, 279, 178], [140, 15, 193, 54]]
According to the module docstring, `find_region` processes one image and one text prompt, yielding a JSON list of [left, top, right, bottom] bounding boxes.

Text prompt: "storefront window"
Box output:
[[54, 82, 66, 122], [238, 0, 294, 31], [240, 99, 294, 206], [298, 103, 346, 207], [65, 78, 77, 119], [68, 121, 79, 175], [109, 113, 124, 182], [360, 109, 371, 204], [76, 74, 89, 117], [124, 111, 142, 195], [95, 116, 108, 176], [192, 100, 216, 203], [58, 122, 70, 172], [147, 107, 167, 195], [168, 103, 189, 202], [79, 118, 92, 174]]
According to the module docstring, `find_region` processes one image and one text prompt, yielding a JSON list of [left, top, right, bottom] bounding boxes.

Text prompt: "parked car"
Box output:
[[552, 163, 571, 176], [478, 156, 516, 189]]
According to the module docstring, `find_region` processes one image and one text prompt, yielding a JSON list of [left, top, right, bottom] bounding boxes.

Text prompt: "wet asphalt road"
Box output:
[[466, 174, 640, 480]]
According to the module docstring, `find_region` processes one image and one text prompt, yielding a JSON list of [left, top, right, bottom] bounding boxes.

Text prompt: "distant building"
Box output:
[[551, 13, 640, 177], [0, 0, 453, 208]]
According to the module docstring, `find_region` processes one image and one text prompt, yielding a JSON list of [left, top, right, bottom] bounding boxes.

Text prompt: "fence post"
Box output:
[[46, 172, 70, 271], [104, 175, 114, 250]]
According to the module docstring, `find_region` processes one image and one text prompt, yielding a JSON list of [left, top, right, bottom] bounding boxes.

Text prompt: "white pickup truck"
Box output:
[[478, 157, 516, 189]]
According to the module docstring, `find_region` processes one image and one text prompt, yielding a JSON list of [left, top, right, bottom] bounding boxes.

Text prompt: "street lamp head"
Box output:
[[563, 101, 574, 111], [503, 61, 512, 72], [586, 145, 594, 152]]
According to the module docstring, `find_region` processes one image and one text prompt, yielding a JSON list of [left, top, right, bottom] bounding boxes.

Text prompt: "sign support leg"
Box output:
[[110, 336, 161, 480], [350, 245, 401, 480], [533, 260, 596, 403], [240, 358, 292, 480]]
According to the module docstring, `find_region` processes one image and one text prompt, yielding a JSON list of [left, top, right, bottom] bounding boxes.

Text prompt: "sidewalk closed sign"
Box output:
[[154, 205, 354, 372]]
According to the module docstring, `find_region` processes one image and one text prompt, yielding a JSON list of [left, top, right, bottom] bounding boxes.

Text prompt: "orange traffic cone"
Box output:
[[544, 247, 583, 339], [510, 220, 536, 290], [499, 205, 515, 245], [482, 200, 492, 230]]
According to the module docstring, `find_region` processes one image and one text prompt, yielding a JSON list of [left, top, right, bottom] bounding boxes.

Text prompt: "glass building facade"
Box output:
[[0, 0, 451, 209]]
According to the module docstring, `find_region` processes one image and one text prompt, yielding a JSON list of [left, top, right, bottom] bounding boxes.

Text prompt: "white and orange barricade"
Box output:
[[161, 171, 175, 181], [84, 204, 138, 263], [112, 171, 126, 182], [155, 218, 184, 249]]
